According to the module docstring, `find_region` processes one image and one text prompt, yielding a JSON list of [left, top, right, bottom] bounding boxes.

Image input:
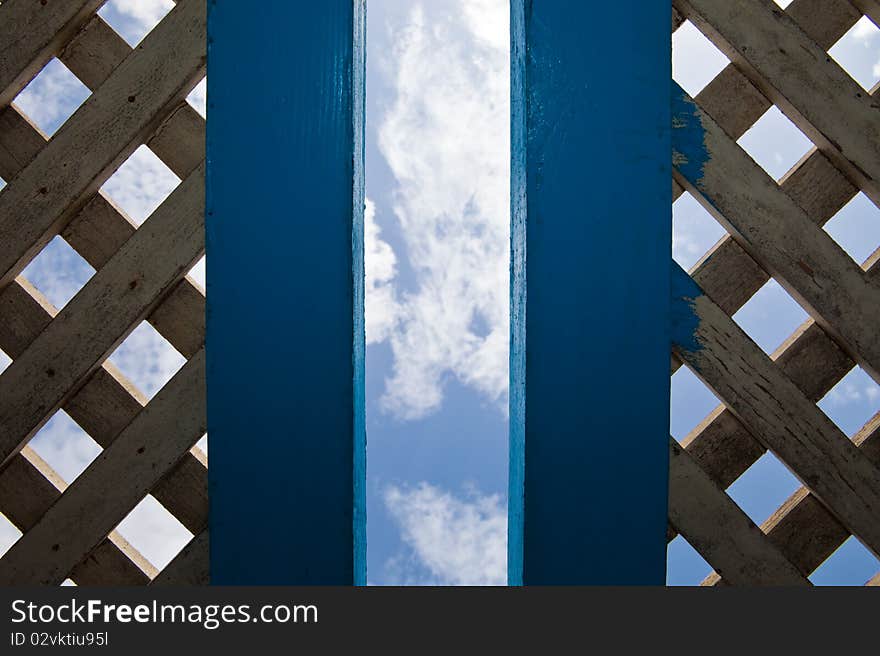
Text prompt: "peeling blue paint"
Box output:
[[671, 81, 711, 188], [670, 262, 705, 355]]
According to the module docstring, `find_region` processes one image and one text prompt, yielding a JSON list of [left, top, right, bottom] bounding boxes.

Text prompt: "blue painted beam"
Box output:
[[509, 1, 671, 585], [207, 1, 366, 585]]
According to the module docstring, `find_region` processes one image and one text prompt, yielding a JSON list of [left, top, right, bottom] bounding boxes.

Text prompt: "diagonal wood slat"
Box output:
[[0, 0, 106, 106], [0, 349, 206, 585], [0, 0, 205, 289], [676, 0, 880, 204]]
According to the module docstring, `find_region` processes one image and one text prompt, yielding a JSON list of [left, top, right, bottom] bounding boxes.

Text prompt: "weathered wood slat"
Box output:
[[676, 0, 880, 204], [673, 84, 880, 384], [0, 447, 154, 585], [151, 530, 208, 586], [0, 0, 105, 107], [704, 412, 880, 585], [0, 162, 204, 464], [57, 12, 206, 180], [0, 101, 206, 359], [668, 438, 808, 585], [672, 264, 880, 558], [0, 0, 205, 289], [0, 278, 207, 535], [0, 349, 206, 585]]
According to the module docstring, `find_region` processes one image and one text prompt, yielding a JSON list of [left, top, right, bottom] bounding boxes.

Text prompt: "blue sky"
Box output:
[[0, 0, 879, 586]]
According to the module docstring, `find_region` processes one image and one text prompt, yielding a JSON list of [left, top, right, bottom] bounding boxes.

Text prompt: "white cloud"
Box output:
[[108, 322, 186, 399], [101, 145, 180, 226], [14, 58, 89, 136], [99, 0, 175, 46], [383, 482, 506, 585], [372, 0, 510, 419], [365, 198, 401, 344]]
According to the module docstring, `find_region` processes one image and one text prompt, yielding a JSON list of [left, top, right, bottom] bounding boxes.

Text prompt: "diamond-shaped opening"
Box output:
[[98, 0, 175, 47], [107, 321, 186, 400], [21, 236, 95, 310], [187, 77, 207, 118], [672, 20, 730, 97], [13, 58, 90, 136], [101, 145, 180, 226], [28, 410, 102, 484], [666, 534, 713, 586], [0, 347, 10, 376], [0, 174, 6, 190], [189, 255, 206, 290], [61, 579, 76, 586], [726, 451, 801, 525], [114, 495, 192, 572], [818, 366, 880, 438], [737, 106, 814, 181], [670, 365, 723, 443], [809, 535, 880, 585], [828, 16, 880, 92], [732, 278, 809, 355], [823, 192, 880, 266], [771, 0, 794, 8], [672, 191, 728, 271], [0, 512, 22, 558]]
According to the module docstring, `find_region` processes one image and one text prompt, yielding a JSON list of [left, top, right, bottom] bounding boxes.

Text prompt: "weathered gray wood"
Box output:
[[0, 349, 206, 585], [0, 0, 105, 107], [674, 89, 880, 385], [676, 0, 880, 204], [705, 412, 880, 584], [0, 447, 155, 585], [674, 272, 880, 558], [0, 162, 204, 464], [56, 12, 206, 180], [786, 0, 862, 50], [0, 0, 205, 289], [151, 530, 208, 586], [668, 438, 809, 585]]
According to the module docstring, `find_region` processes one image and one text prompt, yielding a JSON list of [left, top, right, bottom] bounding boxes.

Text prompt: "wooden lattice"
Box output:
[[0, 0, 877, 585]]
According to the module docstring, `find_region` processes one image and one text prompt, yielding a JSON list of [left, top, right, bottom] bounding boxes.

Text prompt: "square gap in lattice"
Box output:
[[670, 365, 722, 443], [98, 0, 175, 47], [671, 20, 729, 97], [672, 191, 727, 271], [22, 236, 95, 311], [100, 145, 180, 227], [732, 278, 809, 356], [809, 535, 880, 585], [28, 410, 102, 485], [666, 534, 713, 586], [726, 451, 801, 526], [817, 367, 880, 438], [828, 16, 880, 92], [106, 321, 186, 400], [0, 512, 22, 559], [824, 192, 880, 266], [114, 495, 192, 573], [737, 106, 813, 182], [13, 58, 90, 137]]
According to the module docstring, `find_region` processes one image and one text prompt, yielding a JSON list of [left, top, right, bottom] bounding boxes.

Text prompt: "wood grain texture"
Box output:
[[704, 412, 880, 585], [672, 264, 880, 559], [668, 438, 808, 585], [0, 0, 205, 289], [676, 0, 880, 203], [0, 162, 204, 464], [673, 85, 880, 384], [0, 0, 105, 106], [0, 349, 206, 585]]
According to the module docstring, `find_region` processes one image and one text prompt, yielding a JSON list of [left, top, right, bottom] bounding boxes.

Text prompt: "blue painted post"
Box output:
[[206, 2, 366, 584], [509, 1, 671, 584]]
